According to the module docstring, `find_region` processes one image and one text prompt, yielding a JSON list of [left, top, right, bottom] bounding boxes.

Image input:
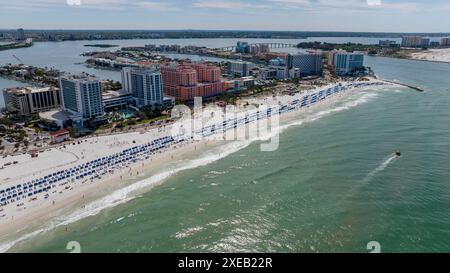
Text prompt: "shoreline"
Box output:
[[0, 138, 216, 251], [394, 48, 450, 64], [0, 41, 33, 52], [0, 79, 395, 252]]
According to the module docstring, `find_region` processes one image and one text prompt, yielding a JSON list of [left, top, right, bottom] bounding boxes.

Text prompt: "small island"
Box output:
[[0, 38, 33, 52], [84, 44, 119, 48]]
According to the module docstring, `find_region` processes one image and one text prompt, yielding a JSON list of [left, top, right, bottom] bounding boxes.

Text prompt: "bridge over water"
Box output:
[[215, 43, 298, 52]]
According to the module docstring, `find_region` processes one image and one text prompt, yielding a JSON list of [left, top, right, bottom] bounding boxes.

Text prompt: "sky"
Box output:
[[1, 0, 450, 32]]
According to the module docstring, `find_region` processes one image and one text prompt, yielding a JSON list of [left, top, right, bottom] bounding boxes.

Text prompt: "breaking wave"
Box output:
[[0, 89, 380, 252]]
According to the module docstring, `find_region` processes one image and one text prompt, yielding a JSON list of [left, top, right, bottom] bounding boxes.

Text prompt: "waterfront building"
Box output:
[[102, 90, 134, 111], [249, 44, 270, 55], [328, 49, 346, 67], [227, 61, 255, 77], [379, 40, 399, 47], [289, 68, 301, 79], [50, 129, 70, 144], [421, 38, 431, 48], [192, 62, 221, 83], [401, 36, 425, 48], [16, 28, 25, 41], [288, 52, 323, 76], [224, 76, 256, 92], [241, 76, 256, 88], [161, 62, 226, 101], [59, 73, 105, 125], [144, 44, 157, 51], [430, 41, 441, 48], [260, 66, 289, 80], [163, 96, 176, 108], [39, 110, 72, 129], [333, 52, 365, 76], [264, 52, 289, 61], [269, 58, 286, 66], [236, 41, 250, 54], [441, 38, 450, 47], [3, 87, 60, 116], [121, 67, 164, 107]]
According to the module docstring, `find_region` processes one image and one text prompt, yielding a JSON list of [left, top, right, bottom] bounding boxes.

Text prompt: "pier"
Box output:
[[383, 80, 425, 92]]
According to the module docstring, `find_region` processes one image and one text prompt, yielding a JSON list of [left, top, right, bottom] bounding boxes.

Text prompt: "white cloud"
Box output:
[[193, 0, 269, 10], [366, 0, 382, 6], [268, 0, 311, 4], [0, 0, 178, 11]]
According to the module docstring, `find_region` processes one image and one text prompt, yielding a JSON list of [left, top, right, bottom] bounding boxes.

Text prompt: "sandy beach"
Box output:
[[0, 79, 394, 252], [409, 48, 450, 63], [0, 137, 217, 247]]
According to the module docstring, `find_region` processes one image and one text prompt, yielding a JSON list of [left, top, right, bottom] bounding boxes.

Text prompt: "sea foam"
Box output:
[[0, 88, 381, 253]]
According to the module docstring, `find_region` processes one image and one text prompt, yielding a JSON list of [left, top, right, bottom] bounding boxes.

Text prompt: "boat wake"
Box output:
[[362, 154, 399, 184], [341, 153, 399, 203], [0, 91, 380, 252]]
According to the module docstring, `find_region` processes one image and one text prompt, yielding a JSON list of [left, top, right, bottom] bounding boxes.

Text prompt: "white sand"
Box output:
[[409, 48, 450, 63], [0, 78, 394, 252], [1, 128, 173, 186]]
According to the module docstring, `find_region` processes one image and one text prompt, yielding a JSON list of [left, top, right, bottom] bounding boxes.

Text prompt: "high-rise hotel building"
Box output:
[[121, 67, 164, 107], [441, 38, 450, 47], [227, 61, 255, 77], [288, 52, 323, 76], [328, 50, 365, 76], [59, 73, 104, 124], [16, 28, 25, 41], [3, 87, 60, 116], [401, 36, 426, 48], [333, 52, 365, 76], [161, 62, 226, 101]]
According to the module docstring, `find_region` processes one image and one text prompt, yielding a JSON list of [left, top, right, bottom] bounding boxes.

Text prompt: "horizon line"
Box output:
[[1, 28, 450, 35]]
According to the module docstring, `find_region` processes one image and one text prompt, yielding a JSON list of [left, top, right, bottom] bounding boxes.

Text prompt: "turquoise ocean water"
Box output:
[[1, 39, 450, 252]]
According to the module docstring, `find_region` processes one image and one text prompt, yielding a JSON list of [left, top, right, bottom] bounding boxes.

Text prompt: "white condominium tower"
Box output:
[[59, 73, 104, 125], [121, 66, 164, 107]]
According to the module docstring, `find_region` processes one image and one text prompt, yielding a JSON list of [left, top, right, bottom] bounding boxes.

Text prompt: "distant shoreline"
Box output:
[[84, 44, 119, 48], [0, 40, 33, 52]]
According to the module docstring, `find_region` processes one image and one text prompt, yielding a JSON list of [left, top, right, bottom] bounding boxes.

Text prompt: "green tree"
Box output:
[[35, 68, 45, 77], [66, 126, 76, 138]]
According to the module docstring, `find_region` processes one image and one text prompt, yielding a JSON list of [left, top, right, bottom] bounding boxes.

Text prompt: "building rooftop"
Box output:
[[49, 129, 70, 137], [228, 60, 253, 64], [102, 90, 130, 100], [39, 109, 72, 123], [3, 86, 58, 95], [125, 66, 160, 74]]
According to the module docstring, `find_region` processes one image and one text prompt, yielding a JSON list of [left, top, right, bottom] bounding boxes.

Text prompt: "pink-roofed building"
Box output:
[[161, 61, 225, 101]]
